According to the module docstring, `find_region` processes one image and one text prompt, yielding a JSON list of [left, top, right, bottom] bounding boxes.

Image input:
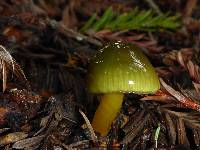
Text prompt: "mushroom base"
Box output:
[[92, 93, 124, 136]]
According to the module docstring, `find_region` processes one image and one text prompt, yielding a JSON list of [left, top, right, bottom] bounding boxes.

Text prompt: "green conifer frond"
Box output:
[[80, 7, 181, 33]]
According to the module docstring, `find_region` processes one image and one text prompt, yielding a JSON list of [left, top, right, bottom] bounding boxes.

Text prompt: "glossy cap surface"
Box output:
[[87, 42, 160, 94]]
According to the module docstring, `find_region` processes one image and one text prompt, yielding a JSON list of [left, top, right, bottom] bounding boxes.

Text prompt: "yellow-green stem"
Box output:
[[92, 93, 124, 136]]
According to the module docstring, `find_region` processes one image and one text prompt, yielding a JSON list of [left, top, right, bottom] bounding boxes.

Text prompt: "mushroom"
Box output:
[[87, 42, 160, 136]]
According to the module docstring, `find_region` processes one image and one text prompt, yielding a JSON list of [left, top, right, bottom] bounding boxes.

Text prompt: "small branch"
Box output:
[[79, 109, 98, 144], [48, 19, 102, 47], [160, 78, 200, 112], [145, 0, 162, 15]]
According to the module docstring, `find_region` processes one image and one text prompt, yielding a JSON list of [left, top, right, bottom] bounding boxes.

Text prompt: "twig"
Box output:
[[145, 0, 162, 15], [79, 109, 98, 144], [160, 78, 200, 112], [165, 113, 176, 145], [162, 108, 200, 129], [62, 143, 73, 150], [183, 0, 197, 22], [49, 19, 102, 47], [51, 135, 73, 150], [0, 45, 30, 92]]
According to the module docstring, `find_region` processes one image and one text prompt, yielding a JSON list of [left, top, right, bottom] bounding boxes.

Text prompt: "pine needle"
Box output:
[[80, 7, 181, 33]]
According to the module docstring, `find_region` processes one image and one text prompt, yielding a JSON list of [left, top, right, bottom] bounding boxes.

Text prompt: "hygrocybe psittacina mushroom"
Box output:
[[87, 41, 160, 136]]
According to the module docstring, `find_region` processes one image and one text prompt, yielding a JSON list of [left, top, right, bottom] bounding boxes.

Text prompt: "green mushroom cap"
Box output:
[[87, 42, 160, 94]]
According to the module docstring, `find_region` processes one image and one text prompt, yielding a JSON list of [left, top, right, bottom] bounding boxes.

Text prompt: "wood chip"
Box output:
[[12, 135, 45, 149], [0, 132, 28, 145]]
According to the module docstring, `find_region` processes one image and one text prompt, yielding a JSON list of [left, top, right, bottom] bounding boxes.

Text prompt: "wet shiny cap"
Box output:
[[87, 42, 160, 94]]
